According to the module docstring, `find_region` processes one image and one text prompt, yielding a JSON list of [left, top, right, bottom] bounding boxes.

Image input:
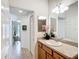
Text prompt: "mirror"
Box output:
[[58, 2, 78, 43], [38, 20, 46, 32], [50, 18, 56, 32]]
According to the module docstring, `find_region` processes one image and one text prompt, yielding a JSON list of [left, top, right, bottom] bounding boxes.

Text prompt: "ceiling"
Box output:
[[48, 0, 77, 6], [9, 0, 78, 17], [10, 6, 33, 17], [61, 0, 77, 6]]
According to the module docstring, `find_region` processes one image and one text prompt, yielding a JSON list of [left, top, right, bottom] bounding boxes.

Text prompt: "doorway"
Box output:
[[12, 20, 21, 43], [10, 6, 35, 59]]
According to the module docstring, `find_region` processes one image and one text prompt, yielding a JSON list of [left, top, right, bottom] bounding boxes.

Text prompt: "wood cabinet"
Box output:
[[53, 52, 65, 59], [38, 42, 65, 59], [47, 53, 54, 59], [38, 42, 77, 59], [42, 45, 52, 55], [38, 44, 46, 59], [53, 52, 60, 59]]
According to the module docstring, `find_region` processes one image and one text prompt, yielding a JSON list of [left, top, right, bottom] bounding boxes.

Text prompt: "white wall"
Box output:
[[11, 13, 32, 51], [1, 0, 12, 59], [9, 1, 49, 59], [9, 0, 49, 38], [20, 15, 30, 50]]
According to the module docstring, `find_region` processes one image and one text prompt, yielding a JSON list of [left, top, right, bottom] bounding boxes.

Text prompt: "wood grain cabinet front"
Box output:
[[38, 42, 42, 48], [53, 52, 65, 59], [38, 42, 66, 59], [38, 46, 46, 59], [47, 53, 54, 59], [60, 56, 65, 59], [42, 45, 52, 55]]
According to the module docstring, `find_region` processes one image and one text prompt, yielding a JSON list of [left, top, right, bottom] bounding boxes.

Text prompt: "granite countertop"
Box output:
[[38, 39, 78, 59]]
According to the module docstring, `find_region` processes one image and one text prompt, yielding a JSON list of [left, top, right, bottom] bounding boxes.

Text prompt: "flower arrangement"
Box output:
[[43, 25, 56, 39], [50, 32, 55, 37]]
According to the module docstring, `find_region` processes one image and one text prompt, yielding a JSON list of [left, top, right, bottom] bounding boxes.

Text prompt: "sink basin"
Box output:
[[45, 40, 62, 47]]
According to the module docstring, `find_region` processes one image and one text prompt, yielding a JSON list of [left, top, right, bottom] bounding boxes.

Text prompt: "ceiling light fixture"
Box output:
[[17, 20, 21, 23], [19, 10, 23, 13], [52, 3, 69, 14], [1, 5, 9, 11], [1, 5, 4, 9], [38, 16, 47, 20]]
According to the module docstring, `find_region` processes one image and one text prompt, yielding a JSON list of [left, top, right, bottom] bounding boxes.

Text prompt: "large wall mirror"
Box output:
[[57, 2, 78, 43]]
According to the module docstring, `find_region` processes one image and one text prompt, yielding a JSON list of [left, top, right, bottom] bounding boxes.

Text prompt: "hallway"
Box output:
[[8, 41, 33, 59]]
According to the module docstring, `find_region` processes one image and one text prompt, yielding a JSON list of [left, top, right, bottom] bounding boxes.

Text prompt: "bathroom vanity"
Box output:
[[38, 39, 78, 59]]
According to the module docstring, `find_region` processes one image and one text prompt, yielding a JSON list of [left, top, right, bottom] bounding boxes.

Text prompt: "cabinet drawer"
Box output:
[[38, 42, 42, 48], [42, 45, 52, 55], [53, 52, 65, 59]]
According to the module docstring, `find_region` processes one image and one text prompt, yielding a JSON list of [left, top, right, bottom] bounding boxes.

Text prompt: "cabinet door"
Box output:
[[53, 52, 65, 59], [60, 56, 65, 59], [38, 46, 46, 59], [47, 53, 54, 59], [53, 52, 60, 59]]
